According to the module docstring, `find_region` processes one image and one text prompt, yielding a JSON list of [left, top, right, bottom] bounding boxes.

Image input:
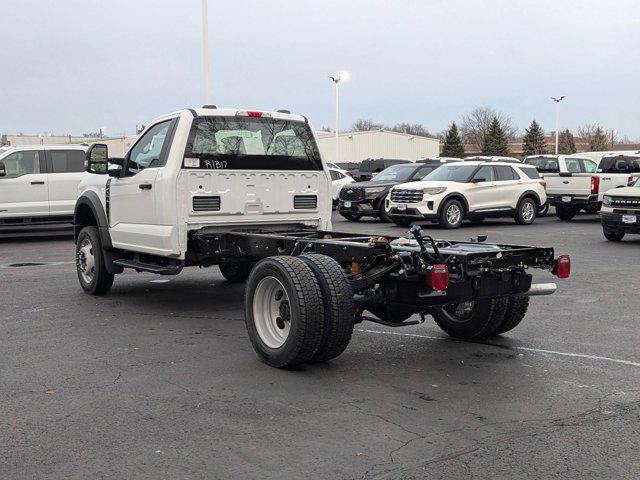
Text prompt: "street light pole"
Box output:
[[551, 96, 565, 154], [329, 72, 349, 163], [201, 0, 210, 104]]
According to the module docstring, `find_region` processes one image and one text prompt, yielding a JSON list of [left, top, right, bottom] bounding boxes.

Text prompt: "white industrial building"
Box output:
[[316, 130, 440, 165]]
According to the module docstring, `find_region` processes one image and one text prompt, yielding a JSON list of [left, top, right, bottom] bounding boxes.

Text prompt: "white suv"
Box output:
[[386, 161, 547, 228], [0, 145, 87, 227]]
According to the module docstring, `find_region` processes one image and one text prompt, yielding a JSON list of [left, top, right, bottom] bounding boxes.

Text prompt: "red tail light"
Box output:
[[556, 255, 571, 279], [590, 176, 600, 194], [628, 175, 634, 186], [429, 264, 449, 291], [540, 180, 547, 190]]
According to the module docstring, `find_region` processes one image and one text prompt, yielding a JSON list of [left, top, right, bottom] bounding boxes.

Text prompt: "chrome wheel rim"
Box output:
[[522, 201, 535, 222], [446, 204, 461, 225], [253, 276, 291, 348], [77, 237, 95, 284], [442, 301, 478, 323]]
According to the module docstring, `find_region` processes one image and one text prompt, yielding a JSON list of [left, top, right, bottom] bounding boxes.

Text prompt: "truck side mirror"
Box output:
[[86, 144, 108, 174], [0, 161, 6, 177], [471, 177, 486, 183]]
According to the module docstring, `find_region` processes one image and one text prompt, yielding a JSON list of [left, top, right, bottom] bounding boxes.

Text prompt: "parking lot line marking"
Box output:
[[356, 328, 640, 368]]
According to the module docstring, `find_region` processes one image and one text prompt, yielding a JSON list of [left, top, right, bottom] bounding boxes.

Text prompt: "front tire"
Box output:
[[378, 195, 392, 223], [604, 230, 625, 242], [341, 213, 362, 222], [75, 226, 114, 295], [392, 217, 413, 228], [515, 197, 537, 225], [244, 256, 324, 368], [431, 297, 508, 339], [556, 205, 577, 221], [219, 262, 252, 283], [439, 199, 464, 229]]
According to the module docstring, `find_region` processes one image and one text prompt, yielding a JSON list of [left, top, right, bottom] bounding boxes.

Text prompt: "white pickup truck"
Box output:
[[0, 145, 87, 227], [523, 154, 633, 220], [73, 107, 570, 368]]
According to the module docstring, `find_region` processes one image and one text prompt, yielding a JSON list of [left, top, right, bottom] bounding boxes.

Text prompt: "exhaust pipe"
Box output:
[[521, 283, 557, 297]]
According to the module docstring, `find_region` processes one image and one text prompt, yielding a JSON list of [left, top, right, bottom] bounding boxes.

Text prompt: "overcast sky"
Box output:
[[1, 0, 639, 139]]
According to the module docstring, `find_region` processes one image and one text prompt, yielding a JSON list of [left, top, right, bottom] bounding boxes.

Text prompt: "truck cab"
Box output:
[[76, 107, 331, 260]]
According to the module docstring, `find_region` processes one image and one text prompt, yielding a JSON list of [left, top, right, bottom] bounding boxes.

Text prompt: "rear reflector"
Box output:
[[591, 176, 600, 194], [556, 255, 571, 279], [429, 264, 449, 291]]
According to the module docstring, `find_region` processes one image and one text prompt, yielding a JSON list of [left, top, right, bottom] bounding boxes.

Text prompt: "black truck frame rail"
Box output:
[[188, 226, 559, 317]]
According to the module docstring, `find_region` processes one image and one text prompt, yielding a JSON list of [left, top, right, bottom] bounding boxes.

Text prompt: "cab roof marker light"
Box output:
[[236, 111, 271, 118]]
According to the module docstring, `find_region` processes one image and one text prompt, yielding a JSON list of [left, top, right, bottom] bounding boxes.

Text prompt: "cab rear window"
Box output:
[[524, 157, 559, 173], [598, 156, 640, 173], [183, 116, 322, 170]]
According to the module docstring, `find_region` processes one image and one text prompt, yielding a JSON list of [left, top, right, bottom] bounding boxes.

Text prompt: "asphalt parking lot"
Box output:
[[1, 212, 639, 480]]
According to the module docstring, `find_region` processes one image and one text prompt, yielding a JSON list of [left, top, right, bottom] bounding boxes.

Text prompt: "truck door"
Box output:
[[559, 157, 591, 196], [0, 150, 49, 219], [108, 119, 176, 254], [46, 149, 86, 217]]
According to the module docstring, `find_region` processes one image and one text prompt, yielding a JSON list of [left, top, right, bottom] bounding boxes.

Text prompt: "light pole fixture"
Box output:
[[201, 0, 210, 104], [329, 71, 349, 163], [551, 96, 566, 154]]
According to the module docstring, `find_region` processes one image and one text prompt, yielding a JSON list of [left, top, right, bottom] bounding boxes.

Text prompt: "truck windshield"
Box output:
[[183, 116, 322, 170], [423, 164, 477, 182], [372, 165, 416, 182], [598, 155, 640, 173], [524, 156, 560, 173]]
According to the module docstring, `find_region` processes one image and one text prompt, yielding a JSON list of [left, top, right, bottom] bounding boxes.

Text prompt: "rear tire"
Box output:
[[604, 230, 625, 242], [244, 256, 324, 368], [219, 262, 252, 283], [493, 296, 529, 335], [392, 217, 413, 228], [341, 213, 362, 222], [439, 199, 464, 229], [75, 226, 114, 296], [556, 205, 577, 221], [584, 204, 600, 214], [300, 254, 355, 363], [431, 297, 508, 339], [538, 203, 549, 217]]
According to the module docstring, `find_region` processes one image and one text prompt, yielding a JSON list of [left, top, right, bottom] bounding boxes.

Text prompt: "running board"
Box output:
[[521, 282, 557, 296], [113, 259, 183, 275]]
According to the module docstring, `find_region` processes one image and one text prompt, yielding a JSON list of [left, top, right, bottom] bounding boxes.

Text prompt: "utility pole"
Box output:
[[329, 72, 349, 163], [201, 0, 210, 104], [551, 96, 566, 154]]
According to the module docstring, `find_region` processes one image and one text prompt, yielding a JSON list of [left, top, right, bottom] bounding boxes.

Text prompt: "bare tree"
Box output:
[[350, 119, 383, 132], [577, 123, 610, 151], [459, 106, 518, 151], [388, 122, 433, 138]]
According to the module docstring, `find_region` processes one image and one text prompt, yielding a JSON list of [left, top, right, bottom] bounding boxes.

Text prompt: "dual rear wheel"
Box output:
[[431, 295, 530, 339], [244, 254, 355, 368]]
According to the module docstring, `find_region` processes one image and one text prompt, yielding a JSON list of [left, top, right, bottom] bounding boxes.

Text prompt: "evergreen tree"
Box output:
[[441, 122, 465, 158], [521, 120, 546, 156], [482, 117, 509, 155], [558, 129, 577, 154], [589, 126, 609, 151]]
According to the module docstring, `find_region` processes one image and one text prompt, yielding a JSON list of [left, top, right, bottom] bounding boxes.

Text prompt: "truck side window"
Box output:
[[50, 150, 85, 173], [582, 159, 597, 173], [127, 120, 172, 175], [0, 151, 41, 178], [565, 158, 582, 173]]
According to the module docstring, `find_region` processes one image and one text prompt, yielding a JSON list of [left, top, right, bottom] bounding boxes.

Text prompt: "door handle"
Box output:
[[562, 181, 570, 184], [30, 181, 45, 185], [139, 183, 152, 190]]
